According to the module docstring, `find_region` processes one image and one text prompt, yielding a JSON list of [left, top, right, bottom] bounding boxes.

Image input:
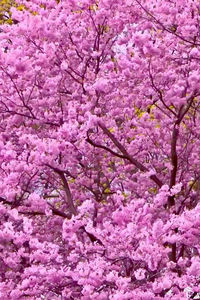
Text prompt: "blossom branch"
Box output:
[[97, 122, 163, 188], [46, 164, 77, 216]]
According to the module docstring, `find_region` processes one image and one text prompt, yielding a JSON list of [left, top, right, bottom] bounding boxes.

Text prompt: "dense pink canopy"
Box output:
[[0, 0, 200, 299]]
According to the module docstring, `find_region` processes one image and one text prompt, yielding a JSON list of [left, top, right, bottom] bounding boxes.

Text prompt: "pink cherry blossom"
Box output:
[[0, 0, 200, 298]]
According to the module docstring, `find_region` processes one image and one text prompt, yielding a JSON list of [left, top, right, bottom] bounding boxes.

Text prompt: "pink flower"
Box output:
[[134, 268, 146, 280]]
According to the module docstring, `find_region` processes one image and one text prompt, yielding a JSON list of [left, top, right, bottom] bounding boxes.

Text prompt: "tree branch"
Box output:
[[97, 122, 163, 188], [135, 0, 200, 46], [0, 196, 70, 219], [86, 132, 127, 160], [46, 164, 77, 216], [168, 94, 197, 207]]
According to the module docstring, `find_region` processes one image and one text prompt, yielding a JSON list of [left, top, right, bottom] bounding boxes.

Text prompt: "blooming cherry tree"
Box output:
[[0, 0, 200, 299]]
